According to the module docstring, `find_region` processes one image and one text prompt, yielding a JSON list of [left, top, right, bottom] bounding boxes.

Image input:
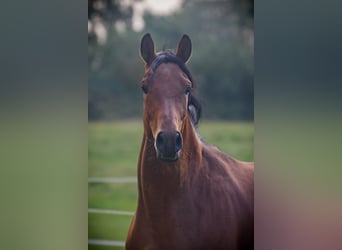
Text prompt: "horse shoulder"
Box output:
[[197, 145, 254, 248], [200, 144, 254, 219]]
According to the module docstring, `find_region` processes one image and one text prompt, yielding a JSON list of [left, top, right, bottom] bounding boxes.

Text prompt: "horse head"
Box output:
[[139, 33, 199, 162]]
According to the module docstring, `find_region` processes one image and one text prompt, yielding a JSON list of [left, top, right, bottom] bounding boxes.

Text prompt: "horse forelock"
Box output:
[[147, 51, 202, 127]]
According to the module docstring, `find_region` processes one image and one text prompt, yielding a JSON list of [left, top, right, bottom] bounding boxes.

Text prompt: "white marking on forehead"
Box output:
[[164, 98, 171, 119]]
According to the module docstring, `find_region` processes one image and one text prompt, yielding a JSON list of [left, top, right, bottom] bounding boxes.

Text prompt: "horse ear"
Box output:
[[176, 34, 192, 63], [140, 33, 156, 65]]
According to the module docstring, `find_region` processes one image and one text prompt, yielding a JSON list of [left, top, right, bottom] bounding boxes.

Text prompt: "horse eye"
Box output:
[[185, 85, 191, 94], [141, 85, 148, 94]]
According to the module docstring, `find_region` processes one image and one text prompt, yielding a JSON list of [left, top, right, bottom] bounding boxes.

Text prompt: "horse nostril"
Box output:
[[156, 132, 164, 150], [175, 132, 182, 152], [156, 131, 182, 159]]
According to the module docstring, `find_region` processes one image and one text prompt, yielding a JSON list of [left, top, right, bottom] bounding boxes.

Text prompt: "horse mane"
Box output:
[[149, 50, 202, 127]]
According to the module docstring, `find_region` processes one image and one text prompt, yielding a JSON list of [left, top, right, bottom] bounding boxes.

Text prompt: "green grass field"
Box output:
[[88, 120, 253, 249]]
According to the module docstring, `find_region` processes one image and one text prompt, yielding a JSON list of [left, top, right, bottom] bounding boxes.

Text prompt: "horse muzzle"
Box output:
[[155, 131, 183, 162]]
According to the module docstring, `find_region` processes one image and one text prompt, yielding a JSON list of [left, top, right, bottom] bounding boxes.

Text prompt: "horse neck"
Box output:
[[178, 116, 203, 182], [137, 116, 202, 197]]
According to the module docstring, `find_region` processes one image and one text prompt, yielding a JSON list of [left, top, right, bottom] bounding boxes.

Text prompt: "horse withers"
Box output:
[[126, 33, 254, 250]]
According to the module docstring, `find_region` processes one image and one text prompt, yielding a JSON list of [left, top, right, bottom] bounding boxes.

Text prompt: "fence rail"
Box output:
[[88, 208, 135, 216], [88, 239, 125, 247], [89, 177, 135, 247]]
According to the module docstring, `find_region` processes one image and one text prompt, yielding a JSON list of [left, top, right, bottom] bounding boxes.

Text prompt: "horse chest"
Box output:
[[142, 188, 239, 248]]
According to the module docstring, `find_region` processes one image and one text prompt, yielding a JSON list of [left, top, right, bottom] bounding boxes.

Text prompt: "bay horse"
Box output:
[[126, 33, 254, 250]]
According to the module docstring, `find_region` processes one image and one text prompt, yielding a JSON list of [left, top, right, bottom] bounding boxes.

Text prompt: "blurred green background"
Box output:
[[88, 0, 253, 248], [89, 0, 253, 121]]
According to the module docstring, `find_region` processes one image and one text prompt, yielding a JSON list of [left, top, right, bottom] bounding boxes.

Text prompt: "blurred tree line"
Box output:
[[88, 0, 254, 121]]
